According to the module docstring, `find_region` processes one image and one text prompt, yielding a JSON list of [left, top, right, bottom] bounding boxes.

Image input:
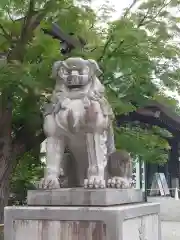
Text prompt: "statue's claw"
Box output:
[[38, 176, 60, 189], [84, 177, 105, 189], [107, 177, 131, 189], [59, 168, 65, 177]]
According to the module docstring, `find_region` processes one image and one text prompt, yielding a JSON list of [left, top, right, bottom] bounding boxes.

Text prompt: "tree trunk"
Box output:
[[0, 137, 12, 223], [0, 1, 52, 223], [0, 93, 12, 223], [0, 125, 45, 223]]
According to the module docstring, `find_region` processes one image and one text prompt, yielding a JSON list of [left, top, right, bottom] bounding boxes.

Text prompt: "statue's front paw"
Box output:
[[107, 177, 131, 189], [38, 176, 60, 189], [84, 177, 105, 189]]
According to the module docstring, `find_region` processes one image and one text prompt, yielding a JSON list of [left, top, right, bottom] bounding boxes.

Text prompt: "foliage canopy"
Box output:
[[0, 0, 180, 199]]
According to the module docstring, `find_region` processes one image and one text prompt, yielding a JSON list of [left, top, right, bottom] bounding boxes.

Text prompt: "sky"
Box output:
[[91, 0, 133, 19]]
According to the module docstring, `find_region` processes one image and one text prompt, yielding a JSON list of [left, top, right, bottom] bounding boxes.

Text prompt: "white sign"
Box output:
[[150, 172, 170, 196]]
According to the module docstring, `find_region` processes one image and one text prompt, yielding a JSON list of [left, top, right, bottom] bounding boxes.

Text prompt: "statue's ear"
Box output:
[[87, 59, 102, 77], [51, 61, 63, 79]]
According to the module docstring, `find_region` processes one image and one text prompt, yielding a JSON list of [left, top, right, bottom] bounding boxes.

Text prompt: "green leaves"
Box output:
[[0, 0, 100, 200], [98, 0, 180, 163], [115, 125, 170, 164], [10, 150, 45, 205]]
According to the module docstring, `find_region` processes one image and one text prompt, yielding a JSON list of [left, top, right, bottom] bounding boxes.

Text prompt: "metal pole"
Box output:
[[144, 161, 148, 202], [139, 158, 142, 189]]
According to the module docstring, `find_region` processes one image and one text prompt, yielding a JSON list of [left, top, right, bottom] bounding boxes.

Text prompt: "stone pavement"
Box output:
[[148, 197, 180, 240]]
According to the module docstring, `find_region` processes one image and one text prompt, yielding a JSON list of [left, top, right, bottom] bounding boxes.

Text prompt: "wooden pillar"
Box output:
[[168, 137, 180, 190], [146, 163, 158, 192]]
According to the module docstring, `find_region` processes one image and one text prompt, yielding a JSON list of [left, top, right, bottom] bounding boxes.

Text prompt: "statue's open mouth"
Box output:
[[67, 85, 83, 89]]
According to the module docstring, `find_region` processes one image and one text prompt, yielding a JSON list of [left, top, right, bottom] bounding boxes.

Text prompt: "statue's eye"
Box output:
[[60, 67, 68, 75], [83, 66, 89, 74]]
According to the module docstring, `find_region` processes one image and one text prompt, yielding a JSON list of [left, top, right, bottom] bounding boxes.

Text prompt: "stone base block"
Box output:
[[4, 203, 161, 240], [27, 188, 143, 206]]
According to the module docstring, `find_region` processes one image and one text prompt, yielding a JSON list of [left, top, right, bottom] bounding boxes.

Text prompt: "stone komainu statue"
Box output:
[[39, 57, 132, 189]]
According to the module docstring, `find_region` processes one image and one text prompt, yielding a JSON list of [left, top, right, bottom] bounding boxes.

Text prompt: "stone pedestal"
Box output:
[[27, 188, 144, 206], [4, 189, 161, 240]]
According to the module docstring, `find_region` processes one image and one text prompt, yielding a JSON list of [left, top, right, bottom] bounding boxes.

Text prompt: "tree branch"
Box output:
[[97, 34, 113, 62], [104, 72, 133, 85], [97, 0, 138, 63], [29, 0, 55, 30], [137, 8, 152, 27], [0, 24, 11, 42], [97, 0, 174, 65], [6, 9, 16, 23], [139, 0, 173, 26], [88, 23, 95, 31], [8, 0, 55, 61], [123, 0, 138, 18], [88, 47, 97, 52], [20, 0, 35, 44]]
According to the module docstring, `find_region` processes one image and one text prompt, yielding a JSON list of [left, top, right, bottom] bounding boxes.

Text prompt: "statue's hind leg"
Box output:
[[107, 150, 132, 189], [84, 132, 107, 188], [39, 115, 65, 189]]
